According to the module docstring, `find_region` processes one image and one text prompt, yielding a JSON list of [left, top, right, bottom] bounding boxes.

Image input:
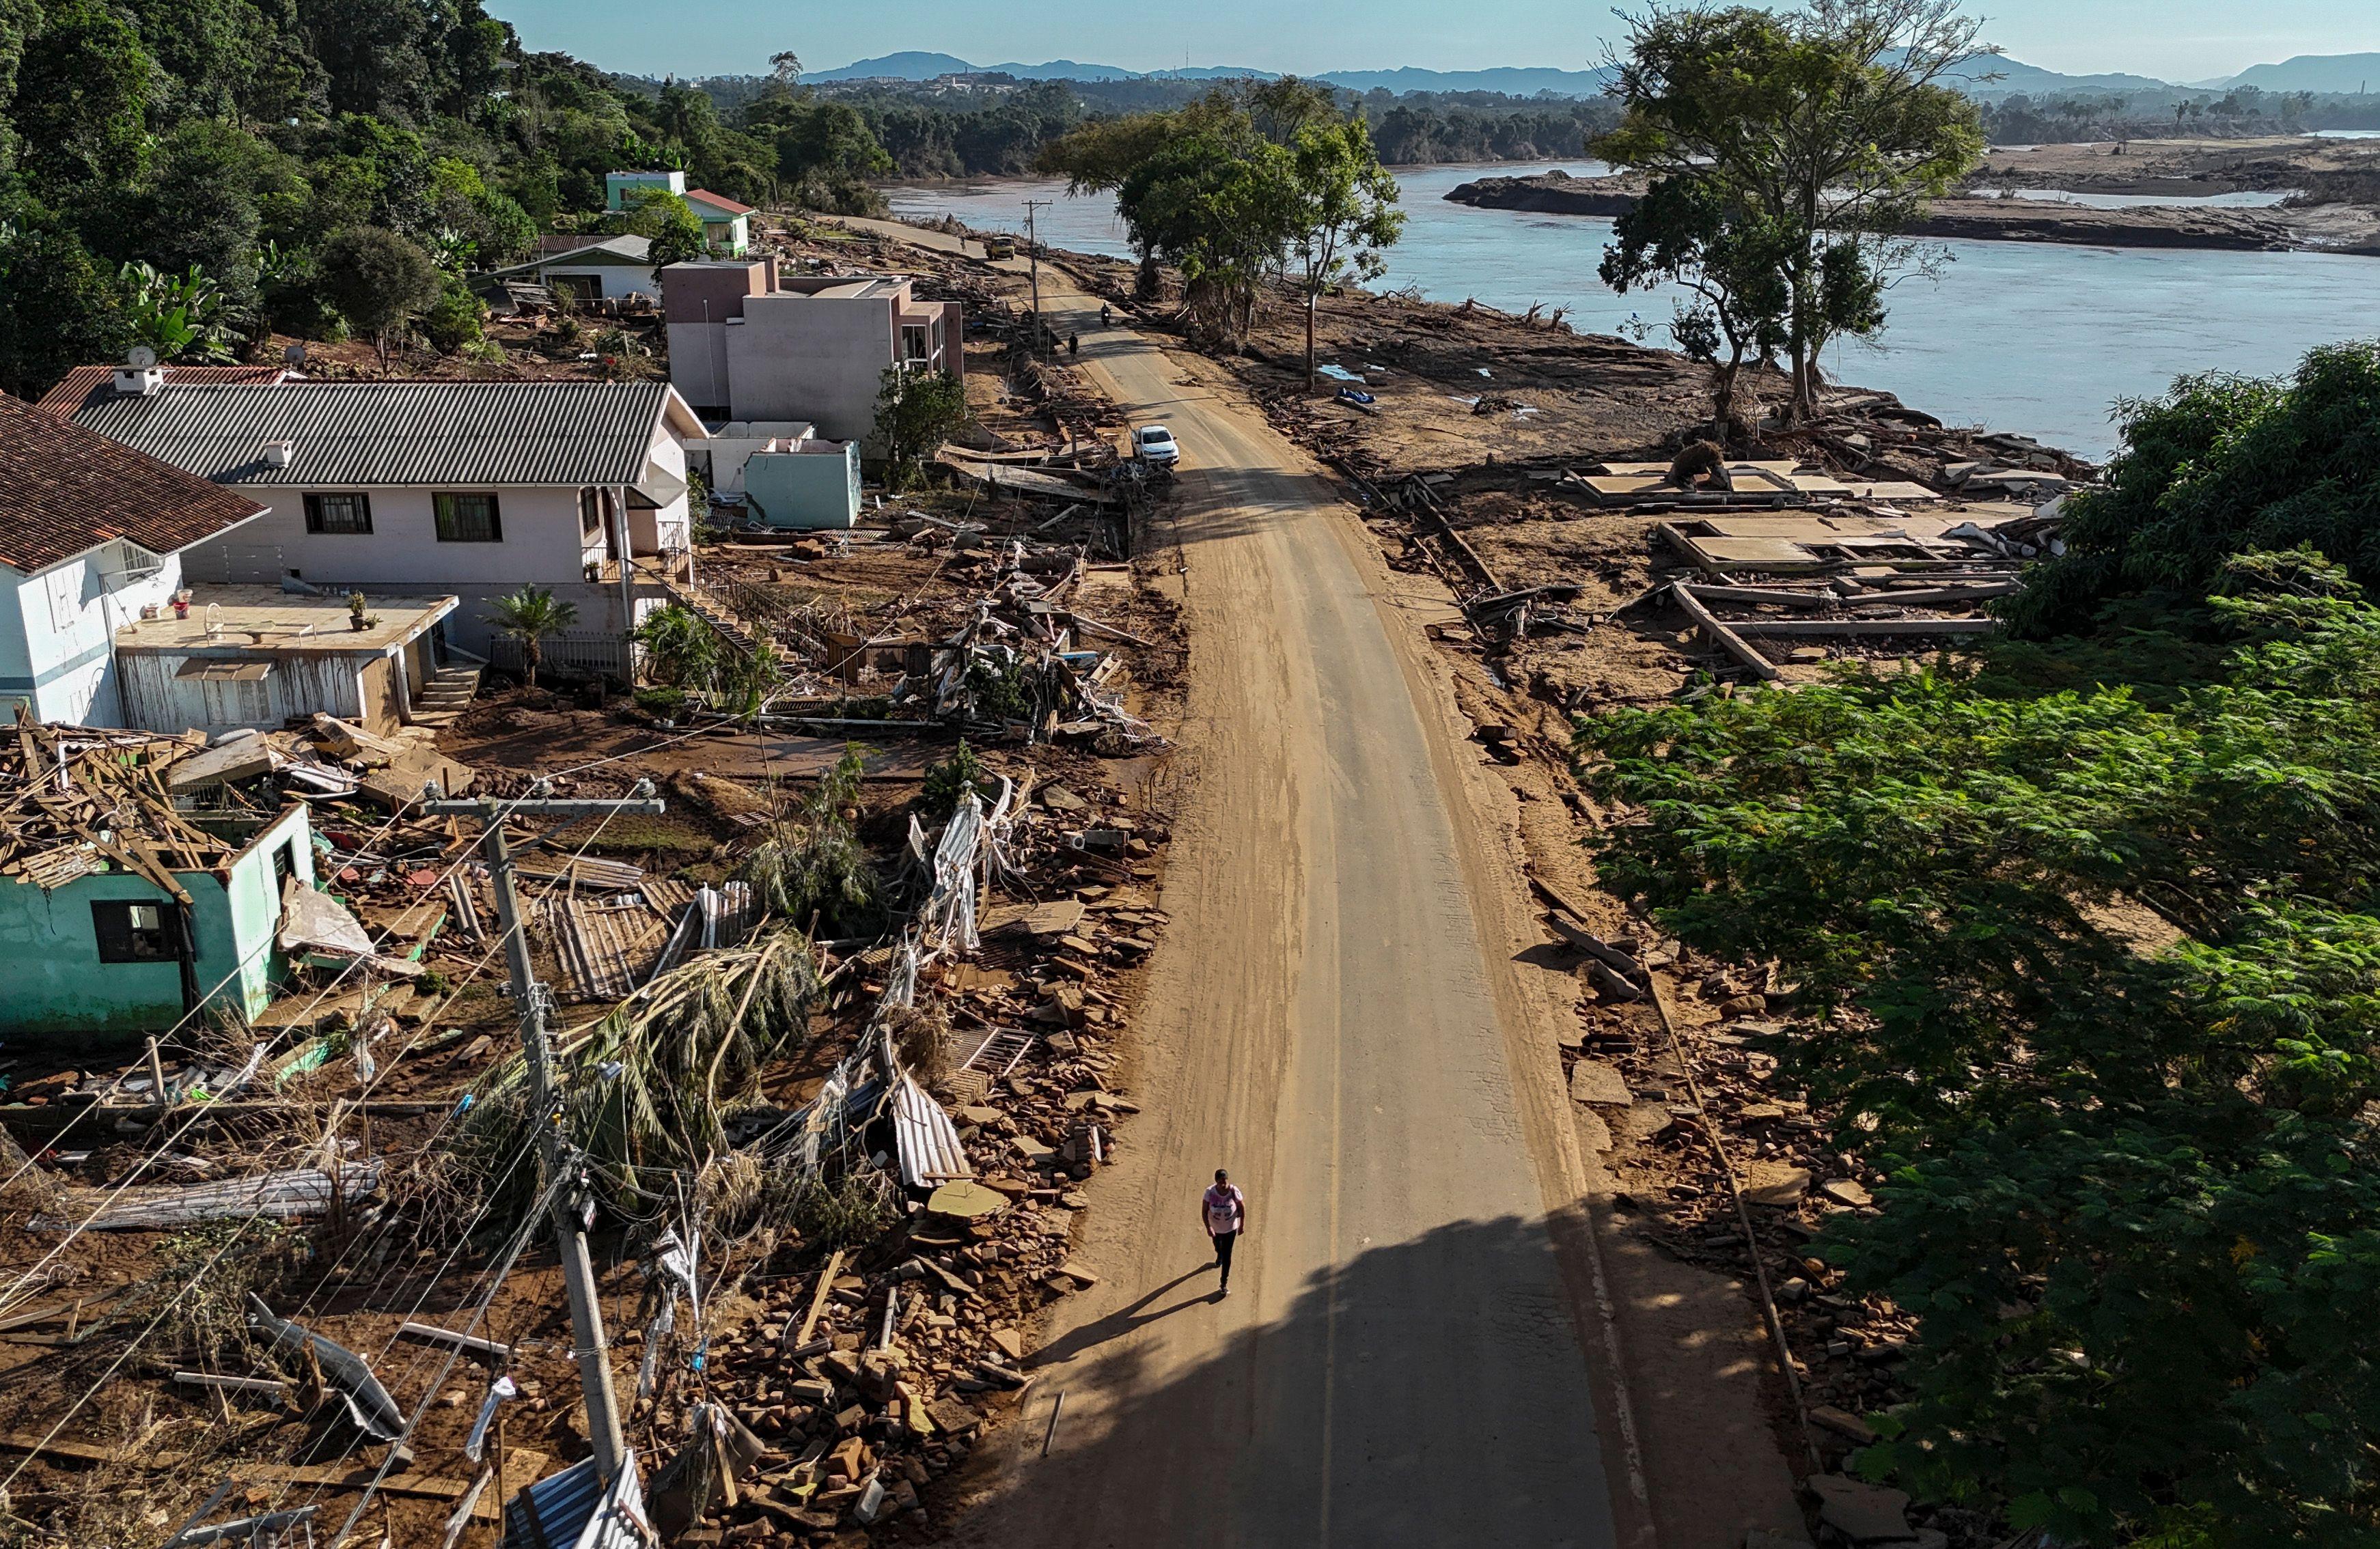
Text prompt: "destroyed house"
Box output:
[[65, 378, 707, 660], [472, 234, 658, 309], [0, 720, 314, 1039], [0, 389, 267, 727]]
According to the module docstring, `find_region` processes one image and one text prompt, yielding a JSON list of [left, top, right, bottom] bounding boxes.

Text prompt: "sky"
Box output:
[[480, 0, 2380, 87]]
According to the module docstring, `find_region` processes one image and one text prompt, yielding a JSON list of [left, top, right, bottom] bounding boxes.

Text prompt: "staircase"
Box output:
[[665, 578, 760, 656], [407, 664, 484, 727]]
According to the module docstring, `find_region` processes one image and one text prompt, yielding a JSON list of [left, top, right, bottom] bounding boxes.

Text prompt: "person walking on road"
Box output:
[[1202, 1169, 1246, 1298]]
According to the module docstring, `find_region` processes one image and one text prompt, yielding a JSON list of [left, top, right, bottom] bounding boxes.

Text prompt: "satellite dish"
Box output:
[[126, 345, 158, 369], [283, 341, 307, 365]]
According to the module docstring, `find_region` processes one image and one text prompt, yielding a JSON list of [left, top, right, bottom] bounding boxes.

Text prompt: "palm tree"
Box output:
[[484, 586, 579, 689]]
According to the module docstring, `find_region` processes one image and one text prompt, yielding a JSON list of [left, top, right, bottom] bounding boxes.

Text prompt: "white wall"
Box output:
[[116, 650, 371, 736], [186, 486, 618, 588], [546, 264, 660, 301], [0, 546, 187, 726]]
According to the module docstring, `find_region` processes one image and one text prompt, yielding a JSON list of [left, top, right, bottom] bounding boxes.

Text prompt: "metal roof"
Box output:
[[892, 1072, 973, 1188], [507, 1452, 655, 1549], [72, 380, 687, 489], [483, 236, 653, 279]]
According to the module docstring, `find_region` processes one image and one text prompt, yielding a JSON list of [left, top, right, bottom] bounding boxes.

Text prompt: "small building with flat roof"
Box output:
[[112, 585, 458, 737]]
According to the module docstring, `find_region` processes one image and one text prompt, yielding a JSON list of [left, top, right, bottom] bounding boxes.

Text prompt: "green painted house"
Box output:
[[0, 801, 312, 1041]]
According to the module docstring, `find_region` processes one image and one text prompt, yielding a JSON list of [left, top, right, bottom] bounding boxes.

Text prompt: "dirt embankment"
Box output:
[[1445, 167, 2322, 251]]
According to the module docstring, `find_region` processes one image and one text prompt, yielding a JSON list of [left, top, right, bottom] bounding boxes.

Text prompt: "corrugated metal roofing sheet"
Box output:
[[507, 1451, 655, 1549], [892, 1074, 974, 1188], [72, 380, 678, 488]]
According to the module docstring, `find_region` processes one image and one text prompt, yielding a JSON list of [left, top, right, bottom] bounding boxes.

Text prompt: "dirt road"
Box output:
[[916, 270, 1644, 1546]]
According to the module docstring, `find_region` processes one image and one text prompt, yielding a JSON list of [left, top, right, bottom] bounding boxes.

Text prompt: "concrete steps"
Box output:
[[665, 580, 760, 656], [407, 665, 483, 727]]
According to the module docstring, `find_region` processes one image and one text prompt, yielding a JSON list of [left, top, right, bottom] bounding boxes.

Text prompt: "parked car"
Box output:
[[1133, 425, 1180, 466]]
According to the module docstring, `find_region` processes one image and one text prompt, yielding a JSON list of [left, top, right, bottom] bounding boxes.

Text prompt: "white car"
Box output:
[[1133, 425, 1180, 466]]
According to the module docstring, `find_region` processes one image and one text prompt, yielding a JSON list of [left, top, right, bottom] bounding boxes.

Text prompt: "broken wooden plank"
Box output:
[[1728, 616, 2000, 637], [1547, 914, 1650, 990], [171, 1371, 289, 1398], [28, 1161, 382, 1231], [1671, 584, 1779, 682], [794, 1248, 845, 1348]]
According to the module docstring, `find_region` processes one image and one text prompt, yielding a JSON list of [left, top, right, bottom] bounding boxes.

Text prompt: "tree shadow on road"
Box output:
[[953, 1214, 1626, 1549]]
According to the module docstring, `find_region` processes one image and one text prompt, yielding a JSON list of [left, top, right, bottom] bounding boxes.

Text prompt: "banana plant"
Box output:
[[118, 261, 235, 363]]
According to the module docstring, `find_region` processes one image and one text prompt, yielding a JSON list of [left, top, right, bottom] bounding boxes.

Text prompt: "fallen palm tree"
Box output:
[[452, 930, 823, 1232]]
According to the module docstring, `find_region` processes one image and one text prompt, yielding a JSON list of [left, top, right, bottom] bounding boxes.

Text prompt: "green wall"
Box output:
[[745, 445, 861, 531], [0, 805, 312, 1042]]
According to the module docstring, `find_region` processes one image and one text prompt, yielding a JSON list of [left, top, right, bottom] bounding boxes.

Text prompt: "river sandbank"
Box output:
[[1443, 165, 2380, 253]]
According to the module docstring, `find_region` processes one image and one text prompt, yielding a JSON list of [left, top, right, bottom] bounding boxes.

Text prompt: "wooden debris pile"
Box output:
[[0, 714, 232, 892]]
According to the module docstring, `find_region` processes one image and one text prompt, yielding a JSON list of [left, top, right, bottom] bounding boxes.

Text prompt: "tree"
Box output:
[[1284, 113, 1402, 391], [1037, 95, 1243, 297], [1573, 556, 2380, 1544], [120, 262, 236, 362], [769, 50, 800, 87], [131, 123, 273, 313], [1598, 0, 1989, 420], [1116, 125, 1299, 345], [870, 365, 967, 488], [11, 0, 153, 191], [2007, 341, 2380, 639], [484, 585, 579, 688], [316, 225, 441, 365], [769, 97, 892, 212], [297, 0, 432, 120], [626, 189, 707, 275], [631, 602, 723, 693], [419, 275, 484, 354], [1600, 176, 1791, 437], [0, 215, 132, 398]]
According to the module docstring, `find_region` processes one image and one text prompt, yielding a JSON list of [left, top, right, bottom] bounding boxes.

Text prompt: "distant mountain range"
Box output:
[[2212, 53, 2380, 94], [807, 53, 1618, 94], [810, 48, 2380, 100]]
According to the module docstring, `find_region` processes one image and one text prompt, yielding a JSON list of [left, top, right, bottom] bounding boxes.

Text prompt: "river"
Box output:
[[887, 162, 2380, 460]]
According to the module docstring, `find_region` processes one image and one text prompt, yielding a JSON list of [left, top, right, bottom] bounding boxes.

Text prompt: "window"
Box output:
[[303, 492, 374, 534], [433, 492, 503, 543], [92, 899, 180, 964], [579, 488, 603, 540]]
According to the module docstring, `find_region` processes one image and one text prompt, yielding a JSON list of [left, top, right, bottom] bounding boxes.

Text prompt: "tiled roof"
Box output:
[[685, 189, 757, 217], [70, 380, 687, 488], [33, 364, 289, 419], [0, 393, 264, 574]]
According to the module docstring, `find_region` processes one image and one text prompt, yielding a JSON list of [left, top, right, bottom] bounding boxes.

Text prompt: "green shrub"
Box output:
[[919, 738, 988, 818]]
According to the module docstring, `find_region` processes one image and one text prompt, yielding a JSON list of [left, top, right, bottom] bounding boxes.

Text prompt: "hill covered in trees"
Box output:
[[0, 2, 902, 398]]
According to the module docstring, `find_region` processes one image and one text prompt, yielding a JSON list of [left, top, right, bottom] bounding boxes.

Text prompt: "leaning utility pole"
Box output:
[[424, 781, 665, 1485], [1023, 199, 1050, 355]]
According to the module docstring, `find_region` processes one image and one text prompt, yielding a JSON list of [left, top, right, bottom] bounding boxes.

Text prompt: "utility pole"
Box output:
[[424, 781, 664, 1486], [1023, 199, 1050, 356]]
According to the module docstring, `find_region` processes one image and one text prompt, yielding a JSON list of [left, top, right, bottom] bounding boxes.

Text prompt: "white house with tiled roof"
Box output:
[[0, 383, 266, 725]]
